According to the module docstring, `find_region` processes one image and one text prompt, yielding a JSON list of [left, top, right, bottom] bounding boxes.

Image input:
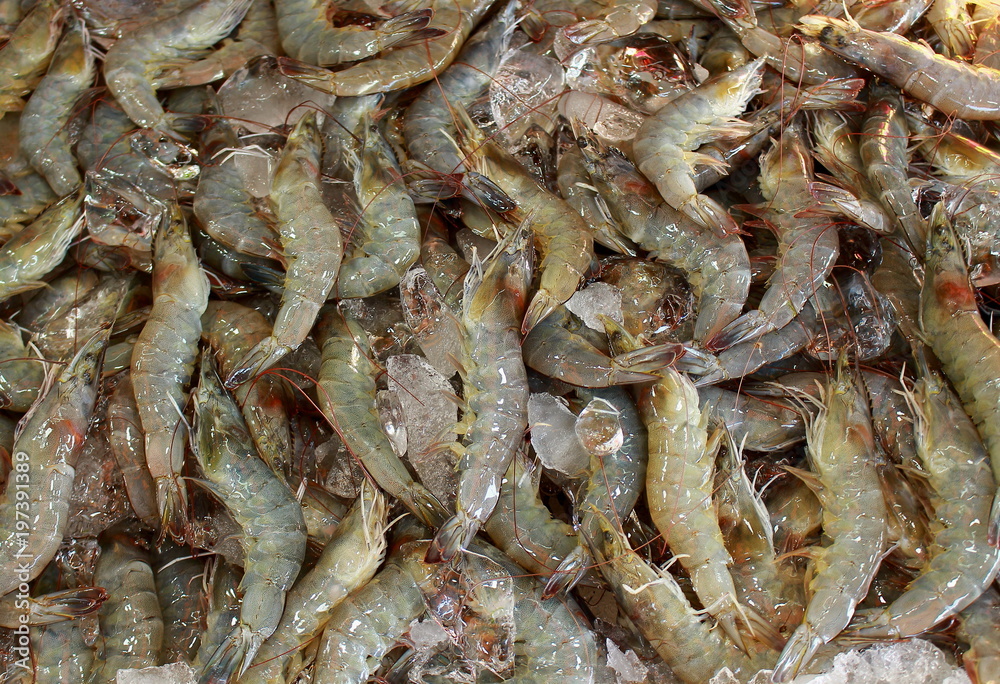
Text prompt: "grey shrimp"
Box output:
[[336, 112, 421, 298], [772, 353, 890, 682], [131, 206, 209, 540], [103, 0, 252, 131], [0, 330, 108, 597], [226, 110, 343, 387], [18, 17, 94, 196], [192, 357, 307, 683], [632, 58, 765, 237], [427, 229, 533, 563]]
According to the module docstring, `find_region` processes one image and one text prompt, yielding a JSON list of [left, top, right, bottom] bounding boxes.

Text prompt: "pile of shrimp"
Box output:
[[4, 0, 1000, 681]]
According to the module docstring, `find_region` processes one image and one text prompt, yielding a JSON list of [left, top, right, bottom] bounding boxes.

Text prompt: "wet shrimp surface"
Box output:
[[2, 0, 1000, 682]]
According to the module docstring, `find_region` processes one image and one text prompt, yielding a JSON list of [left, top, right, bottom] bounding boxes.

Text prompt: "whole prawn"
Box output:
[[0, 329, 107, 598], [192, 357, 307, 683], [849, 360, 1000, 639], [227, 110, 343, 387], [772, 353, 889, 682], [798, 14, 1000, 120], [426, 228, 533, 563], [131, 205, 210, 541], [920, 203, 1000, 544], [336, 112, 421, 298], [632, 58, 765, 237], [278, 0, 497, 96]]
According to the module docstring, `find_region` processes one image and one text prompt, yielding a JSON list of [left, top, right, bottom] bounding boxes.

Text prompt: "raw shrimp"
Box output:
[[0, 0, 65, 116], [103, 0, 252, 131], [772, 353, 889, 682], [402, 2, 516, 183], [523, 306, 687, 387], [798, 14, 1000, 120], [716, 433, 806, 637], [0, 191, 83, 303], [192, 559, 242, 674], [693, 302, 820, 386], [710, 121, 839, 350], [312, 540, 436, 683], [0, 330, 108, 597], [482, 452, 581, 592], [18, 17, 94, 197], [632, 58, 765, 237], [226, 111, 342, 387], [337, 112, 420, 298], [202, 301, 292, 476], [588, 512, 774, 683], [87, 529, 164, 684], [452, 108, 593, 333], [557, 142, 636, 255], [427, 229, 533, 563], [550, 386, 648, 596], [278, 0, 497, 96], [708, 0, 859, 85], [276, 0, 439, 67], [245, 484, 388, 684], [107, 374, 158, 529], [131, 206, 210, 541], [192, 357, 307, 682], [635, 352, 771, 653], [192, 102, 283, 263], [920, 203, 1000, 544], [849, 363, 1000, 639], [315, 307, 449, 528], [859, 83, 925, 251], [579, 135, 751, 344]]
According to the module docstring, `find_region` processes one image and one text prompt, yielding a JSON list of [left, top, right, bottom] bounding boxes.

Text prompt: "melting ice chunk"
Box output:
[[566, 282, 625, 332], [606, 639, 647, 684], [528, 393, 590, 477], [576, 398, 623, 457], [116, 662, 197, 684], [491, 48, 565, 144], [387, 354, 458, 504]]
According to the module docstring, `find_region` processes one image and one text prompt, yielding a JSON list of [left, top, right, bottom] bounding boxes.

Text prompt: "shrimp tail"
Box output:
[[772, 624, 824, 683], [710, 0, 756, 28], [717, 610, 747, 654], [680, 194, 740, 237], [523, 289, 560, 335], [226, 336, 285, 388], [611, 342, 687, 377], [157, 476, 189, 543], [797, 15, 860, 41], [275, 57, 336, 94], [199, 627, 252, 684], [707, 310, 768, 350], [542, 545, 590, 599], [29, 587, 108, 624], [425, 513, 476, 564], [166, 113, 208, 134]]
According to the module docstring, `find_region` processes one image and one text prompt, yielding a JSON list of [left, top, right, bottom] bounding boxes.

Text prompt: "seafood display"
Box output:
[[4, 0, 1000, 682]]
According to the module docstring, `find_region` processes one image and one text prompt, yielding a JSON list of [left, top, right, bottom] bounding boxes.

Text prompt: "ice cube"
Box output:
[[377, 389, 407, 457], [218, 55, 335, 135], [528, 393, 590, 477], [409, 617, 451, 652], [491, 48, 565, 144], [566, 282, 625, 332], [116, 661, 197, 684], [606, 639, 647, 683], [400, 268, 464, 377], [387, 354, 458, 505], [576, 398, 623, 457], [791, 639, 971, 684], [559, 91, 645, 143]]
